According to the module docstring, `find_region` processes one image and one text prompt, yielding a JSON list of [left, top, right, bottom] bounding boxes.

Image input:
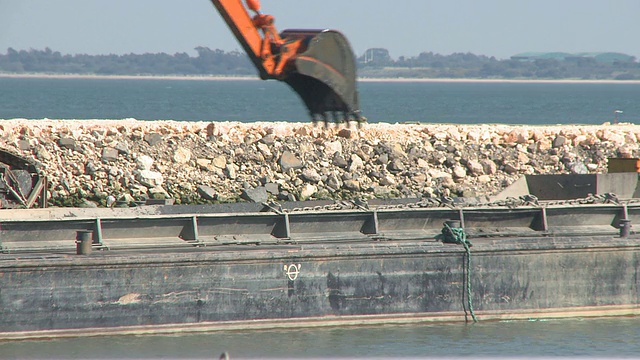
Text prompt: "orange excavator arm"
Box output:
[[209, 0, 364, 124]]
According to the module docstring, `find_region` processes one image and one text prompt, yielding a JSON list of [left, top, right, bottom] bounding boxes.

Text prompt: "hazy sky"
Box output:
[[1, 0, 638, 60]]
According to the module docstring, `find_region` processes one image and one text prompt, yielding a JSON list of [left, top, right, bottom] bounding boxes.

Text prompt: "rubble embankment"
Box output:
[[0, 119, 638, 207]]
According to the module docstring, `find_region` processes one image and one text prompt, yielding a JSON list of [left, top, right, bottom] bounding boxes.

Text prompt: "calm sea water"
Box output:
[[1, 317, 639, 359], [2, 77, 640, 358], [1, 77, 639, 124]]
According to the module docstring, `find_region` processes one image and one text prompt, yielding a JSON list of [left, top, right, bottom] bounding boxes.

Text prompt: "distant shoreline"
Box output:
[[1, 72, 640, 84]]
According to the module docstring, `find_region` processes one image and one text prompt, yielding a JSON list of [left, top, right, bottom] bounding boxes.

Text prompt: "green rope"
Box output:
[[442, 222, 478, 323]]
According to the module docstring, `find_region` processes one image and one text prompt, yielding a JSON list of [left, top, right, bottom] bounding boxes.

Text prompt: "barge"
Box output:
[[0, 174, 639, 340]]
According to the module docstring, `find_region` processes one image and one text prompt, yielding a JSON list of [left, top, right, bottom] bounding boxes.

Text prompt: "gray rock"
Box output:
[[226, 163, 237, 180], [85, 161, 98, 175], [144, 133, 163, 146], [325, 173, 343, 191], [279, 151, 303, 172], [197, 185, 218, 201], [277, 190, 296, 201], [260, 134, 275, 145], [387, 159, 405, 173], [115, 141, 130, 155], [301, 168, 322, 183], [106, 195, 117, 207], [368, 171, 382, 179], [377, 153, 389, 165], [332, 153, 349, 168], [58, 137, 76, 150], [241, 186, 269, 203], [503, 163, 519, 174], [12, 169, 33, 196], [444, 157, 457, 167], [265, 182, 279, 194], [552, 136, 566, 148], [18, 139, 30, 151], [101, 147, 119, 162], [79, 199, 99, 208], [379, 174, 396, 186], [389, 143, 406, 160]]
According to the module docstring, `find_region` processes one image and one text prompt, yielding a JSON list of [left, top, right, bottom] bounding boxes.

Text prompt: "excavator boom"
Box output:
[[209, 0, 363, 124]]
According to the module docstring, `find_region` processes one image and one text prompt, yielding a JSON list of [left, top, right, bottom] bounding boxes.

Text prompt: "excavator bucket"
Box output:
[[280, 29, 364, 124]]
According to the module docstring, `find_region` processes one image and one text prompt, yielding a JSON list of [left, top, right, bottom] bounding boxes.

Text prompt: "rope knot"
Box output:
[[440, 221, 471, 247]]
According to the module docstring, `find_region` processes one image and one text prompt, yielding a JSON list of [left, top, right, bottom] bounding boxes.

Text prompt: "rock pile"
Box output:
[[0, 119, 638, 207]]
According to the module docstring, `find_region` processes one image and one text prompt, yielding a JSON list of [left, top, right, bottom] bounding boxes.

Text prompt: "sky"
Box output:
[[0, 0, 638, 60]]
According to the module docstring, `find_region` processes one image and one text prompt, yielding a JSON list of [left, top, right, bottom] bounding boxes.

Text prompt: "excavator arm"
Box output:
[[209, 0, 364, 124]]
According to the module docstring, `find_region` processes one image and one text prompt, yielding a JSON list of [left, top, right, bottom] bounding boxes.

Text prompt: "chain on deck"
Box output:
[[262, 193, 635, 214]]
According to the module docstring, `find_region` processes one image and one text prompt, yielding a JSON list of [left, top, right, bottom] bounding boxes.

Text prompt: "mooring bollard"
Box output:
[[619, 219, 632, 238], [76, 230, 93, 255], [444, 220, 461, 229]]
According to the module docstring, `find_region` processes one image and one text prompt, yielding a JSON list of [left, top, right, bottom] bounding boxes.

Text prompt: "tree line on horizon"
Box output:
[[1, 47, 639, 80]]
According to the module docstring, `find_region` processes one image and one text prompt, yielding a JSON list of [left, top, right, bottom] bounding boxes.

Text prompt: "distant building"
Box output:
[[511, 52, 635, 63], [359, 48, 393, 65]]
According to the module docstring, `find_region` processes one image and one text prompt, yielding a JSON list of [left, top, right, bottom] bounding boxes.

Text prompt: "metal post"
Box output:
[[619, 219, 631, 238], [76, 230, 93, 255]]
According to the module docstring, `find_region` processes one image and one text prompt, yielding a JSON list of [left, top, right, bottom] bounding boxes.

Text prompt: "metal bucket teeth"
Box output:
[[281, 29, 364, 124]]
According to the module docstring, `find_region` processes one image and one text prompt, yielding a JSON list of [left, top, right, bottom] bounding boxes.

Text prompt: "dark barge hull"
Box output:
[[1, 200, 640, 339]]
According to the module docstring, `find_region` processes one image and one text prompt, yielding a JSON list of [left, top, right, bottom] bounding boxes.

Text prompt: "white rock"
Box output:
[[137, 170, 164, 187], [349, 154, 364, 172], [212, 155, 227, 169], [172, 147, 191, 164], [257, 143, 272, 157], [417, 158, 429, 169], [299, 184, 317, 200], [477, 175, 492, 183], [136, 155, 154, 171], [324, 140, 343, 155], [465, 160, 484, 175], [452, 166, 467, 179]]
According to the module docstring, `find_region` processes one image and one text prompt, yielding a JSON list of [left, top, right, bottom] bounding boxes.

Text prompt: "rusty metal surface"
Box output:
[[0, 148, 47, 209]]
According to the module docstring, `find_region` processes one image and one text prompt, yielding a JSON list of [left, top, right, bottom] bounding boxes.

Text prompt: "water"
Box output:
[[1, 317, 639, 359], [1, 77, 639, 124]]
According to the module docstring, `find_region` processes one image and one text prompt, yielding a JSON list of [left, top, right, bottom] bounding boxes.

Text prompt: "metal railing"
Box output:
[[0, 199, 637, 254]]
